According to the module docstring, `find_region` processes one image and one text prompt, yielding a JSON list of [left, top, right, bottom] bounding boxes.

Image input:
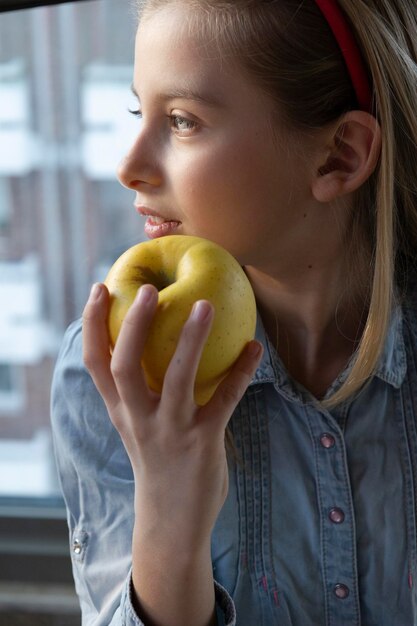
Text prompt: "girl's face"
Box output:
[[118, 4, 318, 272]]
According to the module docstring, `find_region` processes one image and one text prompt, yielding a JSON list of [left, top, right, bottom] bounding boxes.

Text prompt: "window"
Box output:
[[0, 0, 144, 621], [0, 0, 143, 498], [0, 363, 24, 412]]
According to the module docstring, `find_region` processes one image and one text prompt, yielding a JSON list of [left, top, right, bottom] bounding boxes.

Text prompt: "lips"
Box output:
[[135, 205, 182, 239]]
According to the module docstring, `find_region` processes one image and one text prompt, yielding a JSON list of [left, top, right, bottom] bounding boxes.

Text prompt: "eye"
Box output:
[[128, 107, 142, 118], [171, 114, 198, 135]]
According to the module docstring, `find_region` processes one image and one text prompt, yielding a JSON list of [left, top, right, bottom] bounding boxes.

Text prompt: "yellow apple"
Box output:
[[104, 235, 257, 405]]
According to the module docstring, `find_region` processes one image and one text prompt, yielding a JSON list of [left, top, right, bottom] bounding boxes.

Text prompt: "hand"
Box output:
[[82, 282, 263, 554]]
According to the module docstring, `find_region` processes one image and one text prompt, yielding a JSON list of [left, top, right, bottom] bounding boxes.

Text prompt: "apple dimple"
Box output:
[[135, 264, 174, 291]]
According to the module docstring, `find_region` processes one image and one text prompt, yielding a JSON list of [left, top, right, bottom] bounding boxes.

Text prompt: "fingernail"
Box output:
[[89, 283, 102, 301], [247, 341, 262, 358], [135, 284, 154, 305], [191, 300, 212, 323]]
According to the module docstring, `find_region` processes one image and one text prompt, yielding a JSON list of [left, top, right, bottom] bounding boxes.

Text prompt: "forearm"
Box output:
[[81, 283, 261, 625], [131, 523, 217, 626]]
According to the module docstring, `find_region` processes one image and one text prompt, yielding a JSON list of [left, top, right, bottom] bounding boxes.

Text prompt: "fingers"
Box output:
[[82, 283, 120, 410], [202, 340, 263, 422], [83, 282, 159, 415], [109, 284, 159, 410], [160, 300, 214, 411], [83, 282, 261, 433]]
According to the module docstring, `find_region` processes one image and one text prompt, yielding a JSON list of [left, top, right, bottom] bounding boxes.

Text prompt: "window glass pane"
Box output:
[[0, 0, 144, 501]]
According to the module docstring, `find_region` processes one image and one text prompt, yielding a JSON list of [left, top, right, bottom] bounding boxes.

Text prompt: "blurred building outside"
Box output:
[[0, 0, 145, 499]]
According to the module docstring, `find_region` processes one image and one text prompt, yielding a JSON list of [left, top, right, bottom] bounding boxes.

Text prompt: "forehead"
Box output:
[[134, 4, 261, 106]]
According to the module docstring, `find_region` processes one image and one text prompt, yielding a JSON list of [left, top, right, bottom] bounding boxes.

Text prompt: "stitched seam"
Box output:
[[397, 321, 417, 588], [305, 408, 330, 625], [231, 398, 249, 597], [259, 389, 280, 608]]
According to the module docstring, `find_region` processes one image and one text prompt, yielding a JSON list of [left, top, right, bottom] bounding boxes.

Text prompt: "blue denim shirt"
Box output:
[[51, 290, 417, 626]]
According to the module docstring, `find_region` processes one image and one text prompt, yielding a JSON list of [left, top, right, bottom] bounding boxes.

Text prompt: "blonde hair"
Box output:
[[137, 0, 417, 408]]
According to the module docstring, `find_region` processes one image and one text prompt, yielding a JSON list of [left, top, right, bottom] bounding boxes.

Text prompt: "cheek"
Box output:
[[168, 151, 231, 209], [176, 143, 267, 205], [169, 134, 288, 234]]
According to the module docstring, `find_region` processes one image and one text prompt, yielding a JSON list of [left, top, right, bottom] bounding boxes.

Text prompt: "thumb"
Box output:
[[203, 340, 263, 421]]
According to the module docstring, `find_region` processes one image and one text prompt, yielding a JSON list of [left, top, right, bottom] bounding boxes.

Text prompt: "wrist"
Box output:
[[131, 525, 216, 626], [133, 517, 212, 564], [133, 481, 215, 559]]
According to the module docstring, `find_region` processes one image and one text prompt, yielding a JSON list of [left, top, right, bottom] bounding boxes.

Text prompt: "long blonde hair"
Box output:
[[137, 0, 417, 408]]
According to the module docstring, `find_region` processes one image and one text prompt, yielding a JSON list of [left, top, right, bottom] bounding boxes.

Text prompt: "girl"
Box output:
[[51, 1, 417, 625]]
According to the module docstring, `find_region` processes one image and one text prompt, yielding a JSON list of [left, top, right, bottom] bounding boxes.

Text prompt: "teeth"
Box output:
[[150, 216, 166, 224]]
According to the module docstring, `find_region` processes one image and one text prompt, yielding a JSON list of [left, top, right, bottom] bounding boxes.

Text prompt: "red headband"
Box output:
[[314, 0, 373, 112]]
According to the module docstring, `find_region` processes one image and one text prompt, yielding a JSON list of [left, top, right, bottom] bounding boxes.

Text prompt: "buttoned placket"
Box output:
[[230, 387, 281, 624], [247, 321, 363, 624], [305, 403, 361, 626]]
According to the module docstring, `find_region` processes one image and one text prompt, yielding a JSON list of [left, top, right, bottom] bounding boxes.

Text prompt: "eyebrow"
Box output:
[[130, 83, 223, 108]]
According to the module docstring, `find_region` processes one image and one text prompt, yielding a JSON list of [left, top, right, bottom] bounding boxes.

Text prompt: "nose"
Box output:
[[117, 129, 162, 190]]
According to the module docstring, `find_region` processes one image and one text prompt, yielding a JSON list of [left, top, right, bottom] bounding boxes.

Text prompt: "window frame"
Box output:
[[0, 0, 96, 13]]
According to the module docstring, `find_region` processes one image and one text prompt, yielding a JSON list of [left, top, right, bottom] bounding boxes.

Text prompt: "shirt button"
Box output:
[[72, 538, 82, 555], [320, 433, 335, 448], [334, 583, 350, 599], [329, 507, 345, 524]]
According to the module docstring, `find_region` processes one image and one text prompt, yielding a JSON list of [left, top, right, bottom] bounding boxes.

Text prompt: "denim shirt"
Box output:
[[51, 289, 417, 626]]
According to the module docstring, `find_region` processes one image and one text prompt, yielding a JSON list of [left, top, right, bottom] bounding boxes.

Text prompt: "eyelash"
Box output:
[[128, 108, 142, 118], [128, 108, 198, 135]]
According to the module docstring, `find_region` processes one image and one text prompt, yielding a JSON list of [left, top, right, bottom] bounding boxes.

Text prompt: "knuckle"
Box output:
[[82, 302, 100, 323], [164, 352, 201, 401], [82, 344, 101, 376], [182, 319, 206, 344], [236, 364, 254, 384], [82, 351, 96, 373], [163, 374, 187, 400], [123, 307, 140, 326], [110, 359, 135, 382], [220, 383, 242, 407], [109, 411, 130, 439]]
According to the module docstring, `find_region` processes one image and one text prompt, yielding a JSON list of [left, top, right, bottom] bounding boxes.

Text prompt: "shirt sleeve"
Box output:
[[214, 580, 237, 626], [122, 573, 236, 626], [50, 318, 237, 626]]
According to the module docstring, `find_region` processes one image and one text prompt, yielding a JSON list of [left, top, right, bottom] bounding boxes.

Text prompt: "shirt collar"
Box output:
[[373, 303, 407, 388], [250, 303, 407, 393], [250, 315, 302, 403], [251, 314, 279, 385]]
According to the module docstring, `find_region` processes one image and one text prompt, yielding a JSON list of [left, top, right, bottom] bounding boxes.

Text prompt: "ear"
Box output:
[[311, 111, 382, 203]]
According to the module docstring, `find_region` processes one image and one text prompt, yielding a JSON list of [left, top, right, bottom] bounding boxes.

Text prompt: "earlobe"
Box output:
[[312, 111, 382, 203]]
